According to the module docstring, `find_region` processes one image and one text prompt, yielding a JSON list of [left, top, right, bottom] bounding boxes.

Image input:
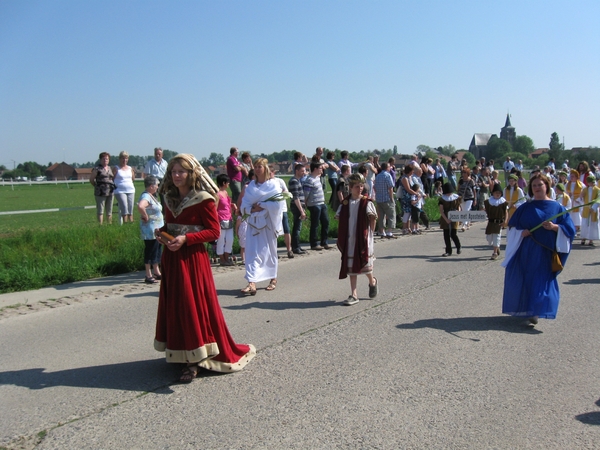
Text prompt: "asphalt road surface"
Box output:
[[1, 224, 599, 449]]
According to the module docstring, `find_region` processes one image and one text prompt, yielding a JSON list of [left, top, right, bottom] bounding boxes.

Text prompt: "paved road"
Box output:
[[1, 225, 599, 449]]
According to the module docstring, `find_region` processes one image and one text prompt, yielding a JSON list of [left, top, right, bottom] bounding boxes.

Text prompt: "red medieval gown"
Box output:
[[154, 192, 255, 372]]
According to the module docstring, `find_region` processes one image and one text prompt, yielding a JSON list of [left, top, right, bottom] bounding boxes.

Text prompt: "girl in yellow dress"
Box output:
[[503, 174, 525, 222], [579, 175, 600, 246], [565, 169, 584, 235]]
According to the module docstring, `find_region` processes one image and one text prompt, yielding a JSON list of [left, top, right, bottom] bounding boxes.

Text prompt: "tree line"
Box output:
[[3, 134, 599, 181]]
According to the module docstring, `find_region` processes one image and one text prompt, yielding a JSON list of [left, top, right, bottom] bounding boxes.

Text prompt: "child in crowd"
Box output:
[[504, 174, 526, 222], [580, 175, 600, 246], [235, 169, 254, 264], [335, 173, 378, 306], [484, 183, 507, 260], [438, 182, 462, 257], [554, 183, 571, 210], [410, 184, 430, 234], [216, 174, 237, 266], [433, 180, 443, 197]]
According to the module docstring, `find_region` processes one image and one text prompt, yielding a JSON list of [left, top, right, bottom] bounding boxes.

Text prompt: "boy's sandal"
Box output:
[[153, 274, 162, 280], [266, 279, 277, 291], [145, 277, 157, 284]]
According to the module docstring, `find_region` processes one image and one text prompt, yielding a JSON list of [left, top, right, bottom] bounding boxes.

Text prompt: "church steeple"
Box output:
[[500, 113, 516, 148]]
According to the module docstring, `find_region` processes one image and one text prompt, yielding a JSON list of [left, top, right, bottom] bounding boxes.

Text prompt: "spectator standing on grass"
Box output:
[[399, 165, 421, 235], [447, 155, 458, 191], [388, 157, 398, 184], [363, 156, 378, 200], [137, 175, 163, 283], [270, 169, 294, 259], [338, 150, 357, 170], [335, 173, 378, 306], [326, 151, 341, 206], [477, 166, 491, 210], [410, 183, 430, 233], [226, 147, 245, 204], [314, 147, 329, 192], [303, 161, 331, 251], [374, 162, 396, 238], [288, 163, 308, 255], [216, 174, 237, 266], [503, 156, 515, 184], [143, 147, 168, 182], [292, 151, 309, 172], [90, 152, 115, 225], [434, 158, 447, 187], [113, 151, 136, 224], [240, 152, 254, 185], [333, 164, 351, 213]]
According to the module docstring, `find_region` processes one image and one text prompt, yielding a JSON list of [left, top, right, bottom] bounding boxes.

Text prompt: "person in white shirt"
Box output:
[[143, 147, 168, 182]]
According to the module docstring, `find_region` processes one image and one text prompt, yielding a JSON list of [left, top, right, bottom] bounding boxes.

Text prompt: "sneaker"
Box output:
[[386, 233, 395, 239], [343, 295, 359, 306], [311, 245, 323, 251], [369, 278, 378, 298]]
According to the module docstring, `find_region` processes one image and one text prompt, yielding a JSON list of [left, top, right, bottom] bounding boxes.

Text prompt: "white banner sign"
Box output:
[[447, 211, 488, 221]]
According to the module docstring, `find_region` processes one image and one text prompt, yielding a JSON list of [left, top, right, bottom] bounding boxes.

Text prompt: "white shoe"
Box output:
[[343, 295, 359, 306]]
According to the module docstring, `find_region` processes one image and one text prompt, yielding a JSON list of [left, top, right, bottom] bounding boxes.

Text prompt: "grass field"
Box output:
[[0, 181, 439, 294]]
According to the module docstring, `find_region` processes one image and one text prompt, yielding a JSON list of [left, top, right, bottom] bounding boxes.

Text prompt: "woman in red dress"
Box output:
[[154, 154, 255, 382]]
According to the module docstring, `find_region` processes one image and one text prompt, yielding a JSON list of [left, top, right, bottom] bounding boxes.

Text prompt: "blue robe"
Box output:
[[502, 200, 575, 319]]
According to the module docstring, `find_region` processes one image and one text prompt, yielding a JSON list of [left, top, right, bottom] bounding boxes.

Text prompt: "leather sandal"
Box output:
[[241, 284, 257, 295], [265, 279, 277, 291]]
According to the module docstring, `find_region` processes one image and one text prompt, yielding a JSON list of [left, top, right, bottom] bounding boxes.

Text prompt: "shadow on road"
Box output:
[[224, 299, 338, 310], [0, 359, 175, 393], [575, 398, 600, 426], [563, 278, 600, 285], [396, 315, 542, 341]]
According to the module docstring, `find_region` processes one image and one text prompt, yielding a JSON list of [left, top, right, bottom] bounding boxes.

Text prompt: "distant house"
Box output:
[[45, 162, 75, 180], [530, 148, 550, 159], [73, 168, 93, 181], [468, 133, 497, 160]]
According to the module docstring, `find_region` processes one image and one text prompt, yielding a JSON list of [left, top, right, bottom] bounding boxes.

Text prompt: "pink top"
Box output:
[[217, 191, 233, 221]]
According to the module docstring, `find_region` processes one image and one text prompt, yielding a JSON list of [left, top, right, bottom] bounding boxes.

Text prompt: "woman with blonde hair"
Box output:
[[154, 154, 255, 382], [240, 158, 284, 295]]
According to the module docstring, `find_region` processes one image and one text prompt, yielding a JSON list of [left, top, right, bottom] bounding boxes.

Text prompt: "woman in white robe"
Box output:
[[240, 158, 283, 295]]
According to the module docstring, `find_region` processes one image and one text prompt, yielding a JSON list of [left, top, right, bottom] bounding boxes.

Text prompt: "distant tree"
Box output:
[[393, 145, 398, 155], [513, 135, 535, 157], [462, 152, 475, 166], [0, 164, 6, 171], [486, 136, 512, 161], [162, 149, 177, 161], [548, 132, 564, 161], [199, 152, 226, 168]]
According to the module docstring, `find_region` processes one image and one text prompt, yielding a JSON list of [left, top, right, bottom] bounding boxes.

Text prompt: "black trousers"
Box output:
[[443, 228, 461, 254]]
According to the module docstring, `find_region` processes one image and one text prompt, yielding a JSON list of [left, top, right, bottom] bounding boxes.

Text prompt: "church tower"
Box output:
[[500, 113, 516, 148]]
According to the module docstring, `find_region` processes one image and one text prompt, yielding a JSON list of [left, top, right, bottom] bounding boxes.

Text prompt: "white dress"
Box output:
[[241, 179, 284, 283]]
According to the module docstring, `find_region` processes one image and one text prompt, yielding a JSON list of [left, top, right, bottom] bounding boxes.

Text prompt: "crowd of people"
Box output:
[[88, 146, 600, 381]]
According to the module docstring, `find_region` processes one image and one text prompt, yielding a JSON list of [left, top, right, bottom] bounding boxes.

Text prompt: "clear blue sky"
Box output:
[[1, 0, 598, 167]]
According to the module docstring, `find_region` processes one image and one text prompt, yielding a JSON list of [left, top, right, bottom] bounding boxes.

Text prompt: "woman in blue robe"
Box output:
[[501, 173, 575, 325]]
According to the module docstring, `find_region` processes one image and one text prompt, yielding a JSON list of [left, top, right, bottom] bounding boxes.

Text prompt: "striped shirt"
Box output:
[[302, 175, 325, 207]]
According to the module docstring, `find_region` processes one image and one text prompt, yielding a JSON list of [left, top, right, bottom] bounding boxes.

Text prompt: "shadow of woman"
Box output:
[[396, 315, 542, 341], [0, 359, 177, 393]]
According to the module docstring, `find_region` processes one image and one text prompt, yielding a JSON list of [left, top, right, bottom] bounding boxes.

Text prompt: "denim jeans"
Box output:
[[290, 204, 303, 250], [307, 203, 329, 247]]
